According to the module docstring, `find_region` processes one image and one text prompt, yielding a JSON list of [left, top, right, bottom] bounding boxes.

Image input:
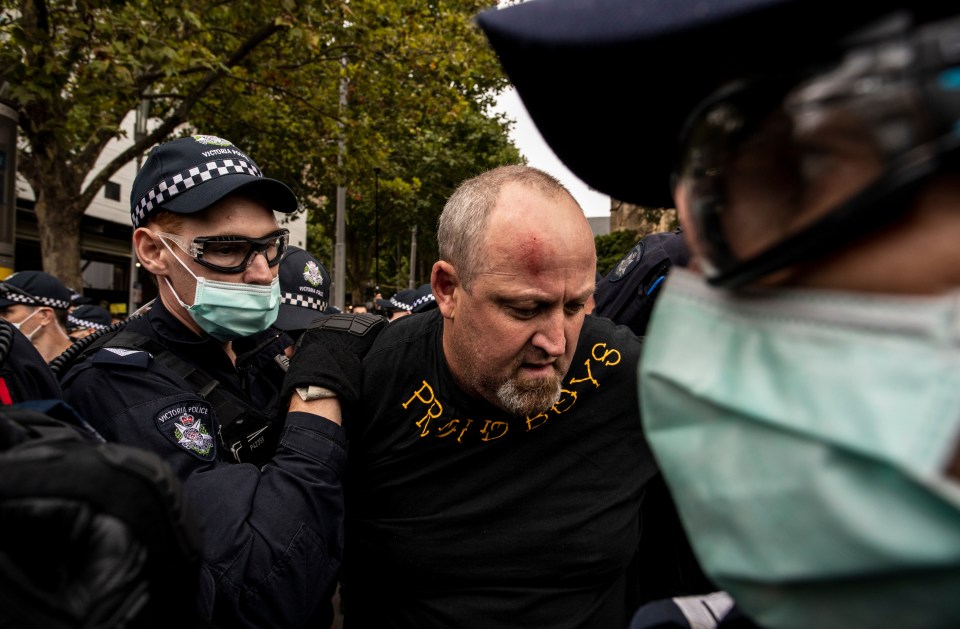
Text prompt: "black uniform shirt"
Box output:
[[345, 309, 658, 628], [61, 299, 345, 629]]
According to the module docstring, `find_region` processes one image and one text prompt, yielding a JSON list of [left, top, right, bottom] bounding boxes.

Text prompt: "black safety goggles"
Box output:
[[158, 229, 290, 274]]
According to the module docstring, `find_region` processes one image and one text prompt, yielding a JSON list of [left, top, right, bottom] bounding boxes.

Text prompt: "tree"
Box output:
[[595, 229, 641, 277], [1, 0, 320, 288], [189, 0, 519, 300], [2, 0, 516, 297]]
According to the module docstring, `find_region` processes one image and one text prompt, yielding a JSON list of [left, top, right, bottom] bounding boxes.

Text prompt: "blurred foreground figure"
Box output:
[[480, 1, 960, 627]]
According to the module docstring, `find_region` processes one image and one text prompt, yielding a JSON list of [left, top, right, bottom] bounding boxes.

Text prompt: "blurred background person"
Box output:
[[375, 288, 417, 321], [275, 245, 331, 341], [0, 270, 75, 363], [67, 304, 114, 341], [410, 282, 437, 314]]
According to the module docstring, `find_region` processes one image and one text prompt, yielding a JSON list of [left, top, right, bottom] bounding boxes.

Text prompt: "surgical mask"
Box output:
[[11, 308, 42, 342], [161, 238, 280, 342], [640, 268, 960, 629]]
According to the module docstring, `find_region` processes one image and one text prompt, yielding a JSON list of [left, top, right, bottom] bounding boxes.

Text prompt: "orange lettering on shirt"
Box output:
[[591, 342, 621, 366], [479, 419, 509, 441], [405, 380, 444, 436]]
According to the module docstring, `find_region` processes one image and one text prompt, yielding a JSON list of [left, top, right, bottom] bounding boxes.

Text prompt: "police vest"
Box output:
[[59, 327, 284, 467]]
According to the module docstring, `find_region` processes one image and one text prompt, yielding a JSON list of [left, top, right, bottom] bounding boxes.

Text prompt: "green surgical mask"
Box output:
[[161, 239, 280, 342], [640, 268, 960, 629]]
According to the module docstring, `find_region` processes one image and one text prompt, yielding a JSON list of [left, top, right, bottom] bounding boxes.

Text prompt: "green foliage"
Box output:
[[595, 229, 641, 277], [1, 0, 517, 296], [182, 0, 520, 296]]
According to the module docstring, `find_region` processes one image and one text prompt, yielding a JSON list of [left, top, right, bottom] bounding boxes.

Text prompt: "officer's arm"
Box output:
[[289, 396, 342, 424], [195, 406, 347, 629], [202, 314, 386, 627], [280, 313, 387, 416]]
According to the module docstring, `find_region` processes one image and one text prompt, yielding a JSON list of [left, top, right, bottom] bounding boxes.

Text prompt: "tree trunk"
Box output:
[[33, 191, 85, 292]]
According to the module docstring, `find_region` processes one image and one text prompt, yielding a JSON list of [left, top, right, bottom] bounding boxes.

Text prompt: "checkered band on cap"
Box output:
[[0, 290, 70, 310], [132, 158, 263, 227], [390, 296, 414, 311], [282, 292, 327, 311], [412, 293, 435, 310], [67, 313, 111, 331]]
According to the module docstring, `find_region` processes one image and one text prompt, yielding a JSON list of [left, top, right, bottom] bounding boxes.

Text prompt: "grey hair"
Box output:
[[437, 164, 575, 289]]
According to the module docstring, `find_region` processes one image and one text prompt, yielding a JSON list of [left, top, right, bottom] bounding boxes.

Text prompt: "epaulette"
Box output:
[[90, 346, 153, 369]]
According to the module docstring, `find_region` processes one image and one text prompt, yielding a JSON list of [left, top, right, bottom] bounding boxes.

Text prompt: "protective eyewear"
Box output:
[[674, 13, 960, 288], [157, 229, 290, 274]]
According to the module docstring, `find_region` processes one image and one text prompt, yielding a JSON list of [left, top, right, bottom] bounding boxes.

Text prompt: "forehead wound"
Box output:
[[479, 230, 558, 278], [516, 232, 551, 274]]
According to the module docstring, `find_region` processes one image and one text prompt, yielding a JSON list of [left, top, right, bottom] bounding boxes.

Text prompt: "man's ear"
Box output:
[[35, 307, 55, 327], [133, 228, 167, 275], [432, 261, 459, 319]]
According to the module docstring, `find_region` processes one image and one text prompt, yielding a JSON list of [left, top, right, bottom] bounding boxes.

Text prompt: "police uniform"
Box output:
[[344, 309, 658, 628], [0, 319, 62, 403], [60, 297, 345, 627]]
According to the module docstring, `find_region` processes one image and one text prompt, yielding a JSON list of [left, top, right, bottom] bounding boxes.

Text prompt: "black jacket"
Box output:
[[61, 300, 345, 628]]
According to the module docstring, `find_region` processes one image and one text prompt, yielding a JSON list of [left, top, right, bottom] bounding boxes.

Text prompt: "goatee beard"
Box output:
[[496, 371, 563, 416]]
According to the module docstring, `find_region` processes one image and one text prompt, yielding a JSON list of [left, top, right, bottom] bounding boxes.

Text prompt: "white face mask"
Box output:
[[159, 237, 280, 342], [11, 308, 42, 342]]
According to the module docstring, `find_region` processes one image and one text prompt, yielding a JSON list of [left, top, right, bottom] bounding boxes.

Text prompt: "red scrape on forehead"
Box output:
[[515, 232, 549, 275]]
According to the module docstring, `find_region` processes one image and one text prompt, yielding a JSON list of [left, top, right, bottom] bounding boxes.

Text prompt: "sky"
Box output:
[[493, 88, 611, 218]]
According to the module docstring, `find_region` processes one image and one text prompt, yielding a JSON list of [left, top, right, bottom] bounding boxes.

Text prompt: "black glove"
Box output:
[[281, 313, 388, 406]]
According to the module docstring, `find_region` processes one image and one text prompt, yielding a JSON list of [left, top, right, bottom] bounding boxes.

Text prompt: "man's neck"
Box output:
[[35, 327, 74, 364]]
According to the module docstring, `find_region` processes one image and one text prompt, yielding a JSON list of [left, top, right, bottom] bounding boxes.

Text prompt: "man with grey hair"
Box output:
[[479, 1, 960, 627], [342, 164, 658, 628]]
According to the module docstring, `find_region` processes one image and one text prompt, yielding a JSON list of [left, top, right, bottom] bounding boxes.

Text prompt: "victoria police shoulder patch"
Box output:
[[609, 240, 644, 282], [155, 399, 216, 460]]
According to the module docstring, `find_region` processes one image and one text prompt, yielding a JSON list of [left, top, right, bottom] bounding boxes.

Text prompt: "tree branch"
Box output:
[[77, 19, 288, 206]]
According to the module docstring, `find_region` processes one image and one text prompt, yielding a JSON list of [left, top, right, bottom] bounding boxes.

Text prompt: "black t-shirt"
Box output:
[[345, 310, 658, 628]]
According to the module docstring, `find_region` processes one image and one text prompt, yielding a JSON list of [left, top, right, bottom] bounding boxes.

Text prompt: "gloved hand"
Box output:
[[281, 313, 388, 406]]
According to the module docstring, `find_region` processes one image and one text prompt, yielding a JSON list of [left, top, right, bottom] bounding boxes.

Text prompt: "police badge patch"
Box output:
[[609, 240, 644, 282], [303, 261, 324, 287], [155, 400, 216, 460]]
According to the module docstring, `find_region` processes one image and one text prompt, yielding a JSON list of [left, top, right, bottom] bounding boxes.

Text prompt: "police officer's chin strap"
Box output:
[[707, 134, 960, 289]]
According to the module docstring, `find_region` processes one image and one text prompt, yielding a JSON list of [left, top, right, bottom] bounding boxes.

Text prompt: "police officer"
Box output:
[[66, 304, 113, 341], [274, 245, 331, 340], [0, 271, 75, 362], [409, 282, 437, 314], [374, 287, 417, 321], [0, 318, 62, 404], [60, 135, 348, 628], [480, 1, 960, 627]]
